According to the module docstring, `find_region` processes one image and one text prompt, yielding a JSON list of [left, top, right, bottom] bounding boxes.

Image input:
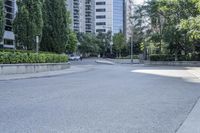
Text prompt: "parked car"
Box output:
[[69, 54, 80, 61]]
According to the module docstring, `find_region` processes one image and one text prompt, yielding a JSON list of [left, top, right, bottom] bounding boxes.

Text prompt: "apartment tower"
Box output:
[[2, 0, 15, 48]]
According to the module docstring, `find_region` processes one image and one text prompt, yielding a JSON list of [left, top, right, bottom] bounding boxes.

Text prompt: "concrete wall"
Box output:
[[144, 61, 200, 67], [107, 59, 140, 64], [0, 63, 70, 75]]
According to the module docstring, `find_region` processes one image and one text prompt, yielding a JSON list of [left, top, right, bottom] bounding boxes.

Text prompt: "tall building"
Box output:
[[67, 0, 95, 33], [124, 0, 134, 40], [67, 0, 80, 32], [95, 0, 113, 34], [94, 0, 126, 35], [2, 0, 15, 48], [67, 0, 133, 38]]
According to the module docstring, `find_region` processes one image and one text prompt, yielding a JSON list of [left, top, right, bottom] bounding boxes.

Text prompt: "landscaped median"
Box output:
[[0, 51, 70, 75]]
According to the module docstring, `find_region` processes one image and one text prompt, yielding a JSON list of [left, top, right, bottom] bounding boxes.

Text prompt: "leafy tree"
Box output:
[[133, 0, 200, 60], [40, 0, 70, 53], [78, 33, 99, 56], [96, 31, 112, 57], [66, 31, 78, 53], [0, 0, 4, 42], [13, 0, 43, 50], [113, 32, 126, 57]]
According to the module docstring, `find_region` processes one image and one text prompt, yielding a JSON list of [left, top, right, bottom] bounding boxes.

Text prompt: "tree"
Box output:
[[134, 0, 200, 59], [78, 33, 99, 56], [66, 31, 78, 53], [113, 32, 126, 57], [0, 0, 4, 42], [96, 31, 112, 57], [40, 0, 70, 53], [13, 0, 43, 50]]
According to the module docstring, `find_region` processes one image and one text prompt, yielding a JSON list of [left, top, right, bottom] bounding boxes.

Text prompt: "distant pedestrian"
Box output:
[[80, 54, 83, 61]]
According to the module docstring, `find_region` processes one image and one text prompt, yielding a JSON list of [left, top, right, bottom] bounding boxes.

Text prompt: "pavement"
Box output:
[[0, 60, 200, 133]]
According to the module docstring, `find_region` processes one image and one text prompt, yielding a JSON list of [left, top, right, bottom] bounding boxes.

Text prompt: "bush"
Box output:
[[150, 54, 175, 61], [150, 54, 200, 61], [0, 52, 68, 64]]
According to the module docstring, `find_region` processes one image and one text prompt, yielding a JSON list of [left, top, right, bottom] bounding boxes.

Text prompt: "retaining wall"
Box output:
[[0, 63, 70, 75], [144, 61, 200, 66]]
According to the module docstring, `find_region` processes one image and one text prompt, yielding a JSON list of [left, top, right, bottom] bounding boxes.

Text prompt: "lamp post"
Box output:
[[131, 35, 133, 64], [129, 16, 134, 64]]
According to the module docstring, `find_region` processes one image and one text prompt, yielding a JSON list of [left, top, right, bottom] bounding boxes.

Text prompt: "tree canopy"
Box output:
[[13, 0, 43, 50], [132, 0, 200, 59], [40, 0, 70, 54]]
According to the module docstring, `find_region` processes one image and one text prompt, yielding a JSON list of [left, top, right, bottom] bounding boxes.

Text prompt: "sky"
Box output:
[[134, 0, 145, 5]]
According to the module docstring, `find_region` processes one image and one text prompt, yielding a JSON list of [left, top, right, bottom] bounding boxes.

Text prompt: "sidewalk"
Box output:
[[0, 65, 94, 81], [176, 67, 200, 133]]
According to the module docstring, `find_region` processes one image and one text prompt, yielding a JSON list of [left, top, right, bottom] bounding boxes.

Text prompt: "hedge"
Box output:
[[150, 54, 175, 61], [0, 52, 68, 64], [150, 54, 200, 61]]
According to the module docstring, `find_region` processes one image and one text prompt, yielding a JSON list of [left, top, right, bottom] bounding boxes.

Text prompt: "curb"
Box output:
[[0, 65, 94, 81], [176, 68, 200, 133], [95, 60, 115, 65], [176, 97, 200, 133]]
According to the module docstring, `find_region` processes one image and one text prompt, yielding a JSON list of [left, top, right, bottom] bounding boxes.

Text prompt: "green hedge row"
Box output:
[[0, 52, 68, 64], [150, 54, 175, 61], [150, 54, 200, 61]]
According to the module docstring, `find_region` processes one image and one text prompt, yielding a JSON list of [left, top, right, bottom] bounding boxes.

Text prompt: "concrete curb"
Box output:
[[0, 65, 94, 81], [144, 61, 200, 67], [0, 63, 70, 75], [95, 60, 115, 65], [176, 67, 200, 133], [176, 97, 200, 133]]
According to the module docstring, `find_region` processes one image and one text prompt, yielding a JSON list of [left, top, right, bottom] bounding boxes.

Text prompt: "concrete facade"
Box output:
[[67, 0, 132, 36], [124, 0, 134, 40], [67, 0, 95, 33], [2, 0, 16, 49]]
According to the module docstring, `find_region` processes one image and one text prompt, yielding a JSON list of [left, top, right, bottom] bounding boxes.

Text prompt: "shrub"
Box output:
[[150, 54, 200, 61], [0, 52, 68, 64], [150, 54, 175, 61]]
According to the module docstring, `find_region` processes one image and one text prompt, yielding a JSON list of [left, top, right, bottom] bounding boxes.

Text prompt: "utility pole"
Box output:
[[131, 36, 133, 64]]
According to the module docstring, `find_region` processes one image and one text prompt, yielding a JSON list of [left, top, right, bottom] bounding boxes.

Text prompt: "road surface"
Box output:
[[0, 62, 200, 133]]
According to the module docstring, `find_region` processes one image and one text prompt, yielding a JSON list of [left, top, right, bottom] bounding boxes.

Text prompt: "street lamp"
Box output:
[[129, 16, 134, 64]]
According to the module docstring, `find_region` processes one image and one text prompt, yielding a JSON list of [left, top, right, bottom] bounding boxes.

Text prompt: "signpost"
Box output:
[[36, 36, 39, 53]]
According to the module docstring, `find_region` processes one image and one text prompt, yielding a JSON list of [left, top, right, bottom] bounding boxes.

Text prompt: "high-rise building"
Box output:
[[124, 0, 134, 40], [2, 0, 15, 48], [95, 0, 113, 34], [67, 0, 95, 33], [67, 0, 133, 38], [94, 0, 126, 35], [67, 0, 80, 32]]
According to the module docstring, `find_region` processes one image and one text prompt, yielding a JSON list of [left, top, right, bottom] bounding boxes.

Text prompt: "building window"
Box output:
[[96, 29, 106, 32], [96, 15, 106, 19], [96, 2, 106, 5], [96, 9, 106, 12], [4, 39, 14, 45], [96, 22, 106, 26]]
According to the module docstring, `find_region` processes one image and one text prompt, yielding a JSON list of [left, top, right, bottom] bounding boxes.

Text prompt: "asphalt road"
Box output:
[[0, 63, 200, 133]]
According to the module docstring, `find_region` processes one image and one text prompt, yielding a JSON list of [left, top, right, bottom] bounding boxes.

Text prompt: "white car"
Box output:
[[69, 55, 80, 61]]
